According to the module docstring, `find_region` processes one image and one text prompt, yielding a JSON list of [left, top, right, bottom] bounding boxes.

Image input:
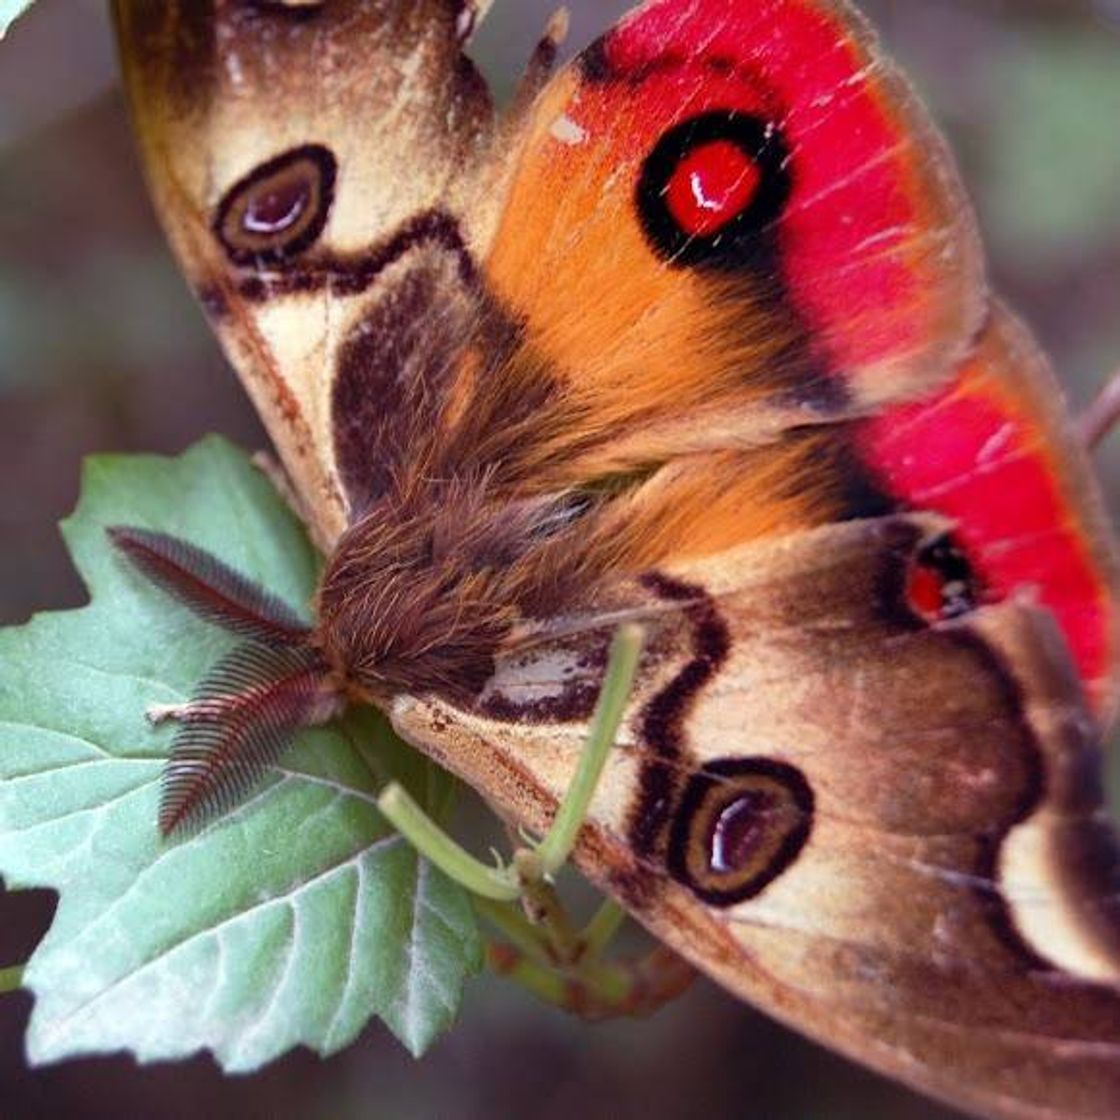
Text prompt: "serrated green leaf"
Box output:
[[0, 0, 34, 37], [0, 436, 481, 1068]]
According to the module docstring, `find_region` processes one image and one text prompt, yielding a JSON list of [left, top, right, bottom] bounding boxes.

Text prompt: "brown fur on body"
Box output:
[[314, 476, 599, 701], [316, 252, 616, 701]]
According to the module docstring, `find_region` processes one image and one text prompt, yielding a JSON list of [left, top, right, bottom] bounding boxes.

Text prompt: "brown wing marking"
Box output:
[[628, 573, 732, 862], [392, 515, 1120, 1120]]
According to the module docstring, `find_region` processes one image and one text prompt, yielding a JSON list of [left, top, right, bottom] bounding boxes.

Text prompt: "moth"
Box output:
[[110, 2, 1120, 1117]]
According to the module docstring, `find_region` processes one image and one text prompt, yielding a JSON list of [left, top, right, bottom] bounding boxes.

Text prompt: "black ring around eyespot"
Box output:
[[214, 144, 337, 268], [636, 111, 792, 270], [667, 757, 814, 907]]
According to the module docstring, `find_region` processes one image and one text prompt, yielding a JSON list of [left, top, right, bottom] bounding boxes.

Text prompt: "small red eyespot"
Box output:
[[665, 139, 762, 238], [906, 563, 947, 621], [906, 533, 982, 623]]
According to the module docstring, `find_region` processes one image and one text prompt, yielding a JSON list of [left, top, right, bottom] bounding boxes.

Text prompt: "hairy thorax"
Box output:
[[313, 480, 597, 702]]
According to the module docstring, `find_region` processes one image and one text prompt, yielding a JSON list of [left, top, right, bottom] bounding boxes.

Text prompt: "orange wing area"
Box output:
[[483, 0, 984, 468], [577, 432, 868, 572], [857, 308, 1119, 719]]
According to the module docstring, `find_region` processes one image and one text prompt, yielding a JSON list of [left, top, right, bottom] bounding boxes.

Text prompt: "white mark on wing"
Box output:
[[977, 422, 1016, 467], [482, 647, 586, 705], [550, 114, 588, 146]]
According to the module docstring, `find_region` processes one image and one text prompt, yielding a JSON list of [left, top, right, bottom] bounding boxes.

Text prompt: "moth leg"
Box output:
[[1078, 364, 1120, 448], [504, 9, 570, 129], [511, 849, 584, 965], [481, 896, 697, 1021]]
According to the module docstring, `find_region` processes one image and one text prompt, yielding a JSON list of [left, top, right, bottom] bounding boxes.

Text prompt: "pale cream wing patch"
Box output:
[[113, 0, 512, 545], [393, 515, 1120, 1120]]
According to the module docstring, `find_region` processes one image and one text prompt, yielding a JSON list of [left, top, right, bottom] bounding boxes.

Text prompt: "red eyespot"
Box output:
[[906, 563, 946, 619], [906, 533, 982, 623], [665, 139, 762, 238], [637, 112, 790, 266]]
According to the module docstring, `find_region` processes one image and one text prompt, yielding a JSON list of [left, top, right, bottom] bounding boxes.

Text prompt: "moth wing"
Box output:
[[115, 0, 986, 537], [858, 305, 1120, 719], [112, 0, 505, 545], [393, 515, 1120, 1120], [475, 0, 985, 483]]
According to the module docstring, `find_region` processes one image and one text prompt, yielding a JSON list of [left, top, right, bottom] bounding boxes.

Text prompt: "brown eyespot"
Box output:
[[214, 144, 337, 267], [668, 758, 813, 906]]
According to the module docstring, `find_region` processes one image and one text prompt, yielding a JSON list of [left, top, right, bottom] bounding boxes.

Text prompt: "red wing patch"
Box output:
[[594, 0, 982, 385], [858, 310, 1118, 713]]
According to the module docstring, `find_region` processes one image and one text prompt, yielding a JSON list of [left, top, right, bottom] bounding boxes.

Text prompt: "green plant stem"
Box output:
[[535, 624, 643, 876], [0, 965, 24, 994], [378, 785, 520, 902], [580, 898, 628, 960], [378, 624, 643, 903], [472, 897, 553, 966]]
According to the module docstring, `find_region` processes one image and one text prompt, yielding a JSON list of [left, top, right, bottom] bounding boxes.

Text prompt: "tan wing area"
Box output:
[[393, 515, 1120, 1120], [113, 0, 504, 545]]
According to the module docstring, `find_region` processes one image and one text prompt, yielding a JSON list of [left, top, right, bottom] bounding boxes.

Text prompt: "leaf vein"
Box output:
[[36, 834, 404, 1044]]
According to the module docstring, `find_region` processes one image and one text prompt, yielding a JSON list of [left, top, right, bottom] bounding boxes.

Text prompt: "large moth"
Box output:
[[110, 2, 1120, 1117]]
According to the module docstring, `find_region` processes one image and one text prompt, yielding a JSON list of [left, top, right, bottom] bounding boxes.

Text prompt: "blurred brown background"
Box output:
[[1, 2, 1118, 1118]]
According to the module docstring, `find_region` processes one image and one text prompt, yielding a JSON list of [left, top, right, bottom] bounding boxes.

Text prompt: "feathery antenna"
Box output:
[[108, 526, 344, 835], [159, 643, 342, 836], [109, 526, 311, 647]]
